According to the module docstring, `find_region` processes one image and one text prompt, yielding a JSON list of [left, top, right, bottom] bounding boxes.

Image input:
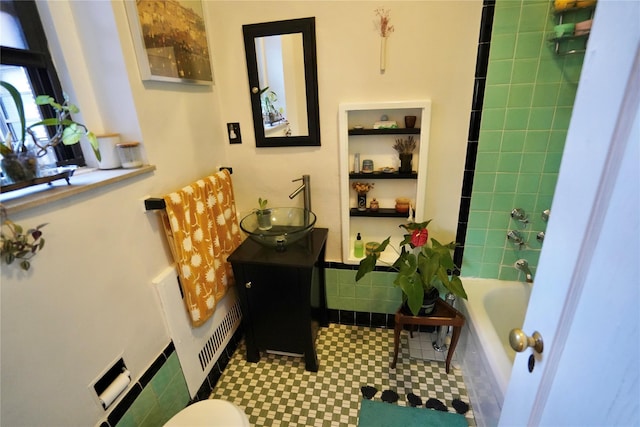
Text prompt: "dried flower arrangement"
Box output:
[[374, 8, 395, 38], [393, 136, 416, 154], [352, 182, 375, 194], [374, 8, 394, 73]]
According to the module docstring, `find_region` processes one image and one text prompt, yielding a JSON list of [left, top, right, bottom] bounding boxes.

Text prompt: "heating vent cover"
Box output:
[[198, 302, 242, 370]]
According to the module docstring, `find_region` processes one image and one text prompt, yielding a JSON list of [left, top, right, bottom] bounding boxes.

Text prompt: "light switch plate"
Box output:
[[227, 122, 241, 144]]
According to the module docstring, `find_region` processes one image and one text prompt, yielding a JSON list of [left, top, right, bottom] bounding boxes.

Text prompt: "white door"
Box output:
[[500, 2, 640, 425]]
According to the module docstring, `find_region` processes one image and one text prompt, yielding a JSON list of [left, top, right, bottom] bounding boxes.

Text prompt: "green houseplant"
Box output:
[[0, 81, 100, 182], [356, 219, 467, 316], [0, 205, 46, 271], [256, 197, 272, 230]]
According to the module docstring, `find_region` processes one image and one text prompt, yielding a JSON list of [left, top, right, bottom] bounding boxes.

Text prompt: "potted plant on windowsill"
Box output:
[[0, 81, 100, 184], [356, 219, 467, 316]]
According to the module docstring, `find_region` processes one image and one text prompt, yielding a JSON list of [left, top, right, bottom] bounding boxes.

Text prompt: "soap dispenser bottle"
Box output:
[[354, 233, 364, 257]]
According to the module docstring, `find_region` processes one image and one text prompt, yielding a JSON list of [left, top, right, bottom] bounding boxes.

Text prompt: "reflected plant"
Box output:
[[259, 87, 284, 125]]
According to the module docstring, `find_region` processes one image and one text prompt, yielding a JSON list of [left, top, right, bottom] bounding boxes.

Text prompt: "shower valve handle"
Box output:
[[509, 329, 544, 354]]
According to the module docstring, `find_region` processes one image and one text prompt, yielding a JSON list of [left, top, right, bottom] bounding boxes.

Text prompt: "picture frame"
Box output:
[[124, 0, 214, 85]]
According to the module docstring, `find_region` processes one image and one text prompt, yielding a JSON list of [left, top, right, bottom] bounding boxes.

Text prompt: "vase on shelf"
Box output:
[[399, 153, 413, 174], [352, 182, 374, 212], [404, 115, 417, 128], [357, 192, 367, 211]]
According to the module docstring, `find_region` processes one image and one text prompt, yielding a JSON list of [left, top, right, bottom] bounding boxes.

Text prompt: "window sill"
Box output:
[[0, 165, 156, 215]]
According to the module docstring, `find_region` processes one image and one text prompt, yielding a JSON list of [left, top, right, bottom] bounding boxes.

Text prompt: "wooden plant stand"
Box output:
[[391, 298, 466, 373]]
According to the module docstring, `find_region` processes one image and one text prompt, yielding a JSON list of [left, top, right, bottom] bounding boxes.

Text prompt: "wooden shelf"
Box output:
[[348, 128, 420, 136], [349, 171, 417, 179], [350, 208, 407, 218]]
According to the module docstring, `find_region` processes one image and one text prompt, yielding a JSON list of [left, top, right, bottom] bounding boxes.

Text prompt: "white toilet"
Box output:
[[164, 399, 250, 426]]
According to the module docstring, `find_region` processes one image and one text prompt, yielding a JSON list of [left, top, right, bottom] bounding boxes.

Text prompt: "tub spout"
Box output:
[[515, 259, 533, 283], [289, 175, 311, 212]]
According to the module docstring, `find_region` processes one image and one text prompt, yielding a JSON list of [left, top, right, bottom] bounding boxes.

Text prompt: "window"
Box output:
[[0, 0, 85, 167]]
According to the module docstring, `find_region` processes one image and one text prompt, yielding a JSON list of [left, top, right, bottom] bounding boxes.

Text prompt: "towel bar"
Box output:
[[144, 167, 233, 211]]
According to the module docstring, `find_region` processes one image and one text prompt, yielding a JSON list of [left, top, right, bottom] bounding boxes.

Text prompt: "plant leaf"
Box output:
[[35, 95, 56, 106], [373, 236, 391, 253], [62, 124, 83, 145], [356, 254, 378, 281], [395, 273, 423, 316], [446, 275, 467, 299], [419, 250, 439, 286], [87, 132, 100, 161], [1, 81, 26, 146]]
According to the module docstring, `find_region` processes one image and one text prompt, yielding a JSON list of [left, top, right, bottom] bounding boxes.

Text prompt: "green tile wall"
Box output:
[[462, 0, 588, 280], [115, 353, 190, 427], [326, 268, 402, 314]]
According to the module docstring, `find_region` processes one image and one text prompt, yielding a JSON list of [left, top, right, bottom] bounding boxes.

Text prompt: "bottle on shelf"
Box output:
[[354, 233, 364, 257]]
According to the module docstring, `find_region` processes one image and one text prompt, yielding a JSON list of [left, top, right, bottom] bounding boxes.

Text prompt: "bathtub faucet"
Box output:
[[515, 259, 533, 283]]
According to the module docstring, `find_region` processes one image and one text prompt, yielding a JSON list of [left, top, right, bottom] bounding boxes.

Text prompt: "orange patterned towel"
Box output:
[[162, 170, 242, 327]]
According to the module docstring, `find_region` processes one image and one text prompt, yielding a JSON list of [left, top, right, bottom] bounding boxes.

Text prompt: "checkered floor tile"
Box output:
[[407, 328, 461, 365], [210, 323, 475, 426]]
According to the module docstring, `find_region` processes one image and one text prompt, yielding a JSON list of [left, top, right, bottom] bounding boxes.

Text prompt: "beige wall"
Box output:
[[0, 1, 481, 425], [212, 2, 481, 250]]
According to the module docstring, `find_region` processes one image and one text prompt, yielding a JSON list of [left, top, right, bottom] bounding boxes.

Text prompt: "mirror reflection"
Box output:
[[256, 34, 309, 138], [243, 17, 320, 147]]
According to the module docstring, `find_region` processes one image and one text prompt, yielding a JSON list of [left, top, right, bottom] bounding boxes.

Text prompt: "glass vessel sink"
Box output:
[[239, 207, 316, 250]]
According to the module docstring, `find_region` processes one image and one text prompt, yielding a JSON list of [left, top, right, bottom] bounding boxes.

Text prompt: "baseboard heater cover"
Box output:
[[153, 266, 242, 397]]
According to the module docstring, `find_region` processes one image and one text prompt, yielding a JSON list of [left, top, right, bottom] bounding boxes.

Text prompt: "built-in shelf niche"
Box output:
[[338, 100, 432, 265]]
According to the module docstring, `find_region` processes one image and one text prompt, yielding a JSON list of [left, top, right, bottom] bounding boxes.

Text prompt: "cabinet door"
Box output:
[[241, 264, 312, 354]]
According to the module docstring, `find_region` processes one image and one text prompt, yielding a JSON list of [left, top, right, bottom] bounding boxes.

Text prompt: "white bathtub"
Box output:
[[457, 278, 532, 427]]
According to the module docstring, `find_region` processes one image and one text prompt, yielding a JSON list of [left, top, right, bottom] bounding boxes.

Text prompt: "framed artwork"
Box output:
[[125, 0, 214, 85]]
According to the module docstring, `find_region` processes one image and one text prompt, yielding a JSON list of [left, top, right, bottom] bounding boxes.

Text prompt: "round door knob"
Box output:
[[509, 329, 544, 353], [245, 281, 252, 289], [251, 87, 259, 94]]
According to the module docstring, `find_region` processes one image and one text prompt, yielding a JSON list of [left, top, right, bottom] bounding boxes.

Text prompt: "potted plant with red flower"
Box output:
[[356, 219, 467, 316]]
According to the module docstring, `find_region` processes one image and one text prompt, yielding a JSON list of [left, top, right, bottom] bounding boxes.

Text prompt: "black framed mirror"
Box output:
[[243, 17, 320, 147]]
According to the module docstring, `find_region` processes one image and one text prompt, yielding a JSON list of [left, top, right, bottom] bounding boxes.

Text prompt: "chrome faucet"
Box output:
[[515, 259, 534, 283], [507, 230, 526, 249], [289, 174, 311, 212]]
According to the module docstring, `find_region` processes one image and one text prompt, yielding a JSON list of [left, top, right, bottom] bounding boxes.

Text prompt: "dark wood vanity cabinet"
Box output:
[[228, 228, 328, 372]]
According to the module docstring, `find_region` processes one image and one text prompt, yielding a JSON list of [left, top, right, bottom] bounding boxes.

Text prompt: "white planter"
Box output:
[[96, 134, 122, 169]]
